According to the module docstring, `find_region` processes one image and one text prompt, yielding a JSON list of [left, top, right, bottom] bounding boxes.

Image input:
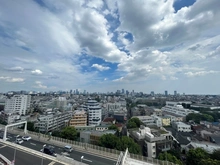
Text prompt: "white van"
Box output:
[[64, 145, 72, 153]]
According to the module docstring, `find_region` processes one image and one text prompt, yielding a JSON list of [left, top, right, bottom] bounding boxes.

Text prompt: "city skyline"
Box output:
[[0, 0, 220, 94]]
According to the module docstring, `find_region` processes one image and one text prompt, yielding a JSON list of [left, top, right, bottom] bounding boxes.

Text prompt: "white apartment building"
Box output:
[[172, 122, 192, 132], [0, 112, 20, 124], [132, 126, 173, 158], [54, 96, 67, 109], [4, 95, 31, 115], [134, 116, 155, 125], [134, 115, 162, 127], [86, 99, 102, 126], [106, 102, 121, 112], [37, 111, 72, 132], [162, 101, 198, 117]]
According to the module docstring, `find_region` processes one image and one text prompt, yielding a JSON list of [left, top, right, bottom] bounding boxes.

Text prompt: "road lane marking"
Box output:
[[83, 158, 92, 162], [48, 161, 56, 165], [0, 145, 6, 149], [30, 143, 36, 146]]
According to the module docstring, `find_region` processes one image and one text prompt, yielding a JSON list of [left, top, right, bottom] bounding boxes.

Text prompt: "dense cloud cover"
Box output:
[[0, 0, 220, 94]]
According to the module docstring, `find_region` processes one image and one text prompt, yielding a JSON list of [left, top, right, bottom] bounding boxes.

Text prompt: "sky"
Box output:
[[0, 0, 220, 95]]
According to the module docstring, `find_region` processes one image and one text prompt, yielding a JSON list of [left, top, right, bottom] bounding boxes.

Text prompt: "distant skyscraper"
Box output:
[[165, 90, 168, 96], [174, 90, 177, 95], [122, 89, 125, 94], [151, 91, 154, 96]]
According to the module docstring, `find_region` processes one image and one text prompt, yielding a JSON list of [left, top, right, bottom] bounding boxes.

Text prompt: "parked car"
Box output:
[[16, 138, 24, 144], [63, 145, 73, 153], [22, 136, 31, 141], [43, 146, 57, 157]]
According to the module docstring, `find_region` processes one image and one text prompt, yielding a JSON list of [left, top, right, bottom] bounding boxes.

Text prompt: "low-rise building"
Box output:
[[161, 116, 171, 126], [172, 122, 191, 132], [185, 141, 220, 153], [101, 117, 116, 125], [162, 101, 198, 117]]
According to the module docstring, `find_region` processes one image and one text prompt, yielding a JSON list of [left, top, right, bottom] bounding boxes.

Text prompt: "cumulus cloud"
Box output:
[[0, 0, 220, 93], [7, 66, 24, 71], [0, 76, 24, 82], [34, 81, 47, 89], [92, 64, 110, 71], [185, 70, 219, 77], [31, 69, 42, 75]]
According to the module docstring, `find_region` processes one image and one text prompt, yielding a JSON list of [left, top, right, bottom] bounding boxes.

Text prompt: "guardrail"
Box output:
[[0, 154, 12, 165]]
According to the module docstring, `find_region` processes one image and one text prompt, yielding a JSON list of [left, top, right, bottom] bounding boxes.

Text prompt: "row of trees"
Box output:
[[99, 134, 141, 154], [158, 148, 220, 165], [186, 113, 214, 123], [186, 148, 220, 165], [158, 152, 183, 165]]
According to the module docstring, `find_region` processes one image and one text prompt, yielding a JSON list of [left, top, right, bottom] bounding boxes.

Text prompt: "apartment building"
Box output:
[[130, 125, 174, 158], [86, 99, 102, 126], [0, 112, 20, 124], [69, 110, 87, 126], [4, 95, 31, 115], [37, 111, 72, 132]]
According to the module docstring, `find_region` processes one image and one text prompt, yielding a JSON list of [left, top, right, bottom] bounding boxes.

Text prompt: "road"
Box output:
[[2, 131, 117, 165], [0, 143, 63, 165]]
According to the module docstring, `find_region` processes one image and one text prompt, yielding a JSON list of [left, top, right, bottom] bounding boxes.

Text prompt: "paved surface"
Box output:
[[0, 143, 63, 165], [1, 130, 117, 165]]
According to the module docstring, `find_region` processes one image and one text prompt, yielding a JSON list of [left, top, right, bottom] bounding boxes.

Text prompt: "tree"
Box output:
[[60, 126, 77, 140], [99, 134, 118, 149], [210, 149, 220, 160], [99, 134, 141, 154], [51, 130, 61, 137], [158, 152, 183, 165], [20, 121, 35, 132], [108, 124, 118, 130], [186, 113, 214, 123], [198, 158, 220, 165], [27, 121, 35, 131], [127, 121, 137, 129], [116, 136, 141, 154], [127, 117, 141, 128], [186, 148, 209, 165], [168, 149, 181, 159]]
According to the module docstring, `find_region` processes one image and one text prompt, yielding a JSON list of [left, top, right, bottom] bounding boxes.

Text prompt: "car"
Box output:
[[43, 146, 57, 157], [22, 136, 31, 141], [16, 138, 24, 144], [63, 145, 72, 153]]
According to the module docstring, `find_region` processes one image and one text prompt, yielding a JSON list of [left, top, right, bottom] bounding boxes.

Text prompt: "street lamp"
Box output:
[[81, 156, 84, 163], [41, 144, 46, 165], [13, 135, 20, 164]]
